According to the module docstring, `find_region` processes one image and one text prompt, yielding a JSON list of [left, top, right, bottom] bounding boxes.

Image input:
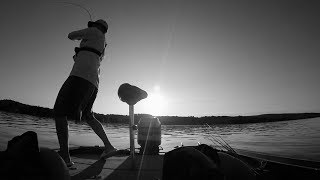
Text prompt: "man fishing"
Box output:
[[53, 19, 117, 167]]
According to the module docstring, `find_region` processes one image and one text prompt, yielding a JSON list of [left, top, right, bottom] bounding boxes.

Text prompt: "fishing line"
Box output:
[[137, 121, 152, 180], [156, 0, 182, 84]]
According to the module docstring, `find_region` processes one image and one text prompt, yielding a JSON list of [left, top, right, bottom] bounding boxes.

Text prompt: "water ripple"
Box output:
[[0, 111, 319, 161]]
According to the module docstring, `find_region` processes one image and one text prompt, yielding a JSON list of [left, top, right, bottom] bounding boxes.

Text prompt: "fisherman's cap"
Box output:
[[88, 19, 108, 33]]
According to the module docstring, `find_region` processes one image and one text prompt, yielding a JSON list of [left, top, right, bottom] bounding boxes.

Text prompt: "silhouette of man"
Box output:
[[53, 19, 116, 167]]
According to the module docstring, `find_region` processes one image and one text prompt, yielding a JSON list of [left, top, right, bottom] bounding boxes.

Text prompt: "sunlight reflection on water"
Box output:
[[0, 111, 319, 161]]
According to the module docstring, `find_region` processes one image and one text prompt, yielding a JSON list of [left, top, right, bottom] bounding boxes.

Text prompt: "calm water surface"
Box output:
[[0, 111, 319, 161]]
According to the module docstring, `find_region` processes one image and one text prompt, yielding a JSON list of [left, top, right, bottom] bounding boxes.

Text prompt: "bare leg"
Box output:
[[85, 114, 115, 151], [55, 116, 71, 163]]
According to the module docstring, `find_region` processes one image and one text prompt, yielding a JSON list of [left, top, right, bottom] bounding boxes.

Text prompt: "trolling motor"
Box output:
[[137, 117, 161, 155]]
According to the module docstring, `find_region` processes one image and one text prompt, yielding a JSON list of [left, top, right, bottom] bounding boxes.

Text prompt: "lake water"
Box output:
[[0, 111, 319, 161]]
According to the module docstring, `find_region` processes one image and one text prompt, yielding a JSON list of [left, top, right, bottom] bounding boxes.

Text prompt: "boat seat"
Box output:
[[118, 83, 148, 105]]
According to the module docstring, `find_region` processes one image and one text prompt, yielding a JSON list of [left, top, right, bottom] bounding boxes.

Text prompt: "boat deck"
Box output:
[[70, 152, 163, 180], [67, 146, 320, 180]]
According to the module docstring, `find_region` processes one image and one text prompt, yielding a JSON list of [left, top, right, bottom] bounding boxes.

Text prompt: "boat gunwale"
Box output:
[[235, 148, 320, 171], [65, 145, 320, 171]]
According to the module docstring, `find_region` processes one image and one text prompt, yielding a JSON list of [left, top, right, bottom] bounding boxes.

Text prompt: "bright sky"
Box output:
[[0, 0, 319, 117]]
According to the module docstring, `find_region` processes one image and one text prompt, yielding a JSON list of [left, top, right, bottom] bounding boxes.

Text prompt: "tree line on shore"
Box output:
[[1, 99, 319, 125]]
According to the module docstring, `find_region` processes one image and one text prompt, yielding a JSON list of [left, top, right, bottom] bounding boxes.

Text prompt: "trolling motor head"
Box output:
[[88, 19, 108, 34]]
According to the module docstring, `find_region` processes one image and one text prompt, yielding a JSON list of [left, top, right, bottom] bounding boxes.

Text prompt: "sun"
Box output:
[[140, 86, 167, 116]]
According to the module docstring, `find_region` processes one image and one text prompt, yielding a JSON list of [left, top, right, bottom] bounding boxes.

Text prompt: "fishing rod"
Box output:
[[53, 1, 93, 21], [205, 123, 238, 154], [204, 123, 230, 150]]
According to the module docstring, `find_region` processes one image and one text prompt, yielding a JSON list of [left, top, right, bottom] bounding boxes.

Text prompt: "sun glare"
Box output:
[[141, 86, 167, 116]]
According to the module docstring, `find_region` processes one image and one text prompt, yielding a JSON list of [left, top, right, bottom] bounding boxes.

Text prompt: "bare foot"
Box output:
[[100, 147, 118, 159], [58, 152, 72, 166]]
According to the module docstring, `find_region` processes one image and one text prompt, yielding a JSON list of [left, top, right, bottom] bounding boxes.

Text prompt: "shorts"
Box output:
[[53, 75, 98, 120]]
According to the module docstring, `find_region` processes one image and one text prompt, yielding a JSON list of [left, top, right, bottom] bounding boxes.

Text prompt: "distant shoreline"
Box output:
[[1, 99, 319, 125]]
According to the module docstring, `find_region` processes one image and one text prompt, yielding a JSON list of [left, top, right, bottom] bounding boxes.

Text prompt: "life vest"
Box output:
[[74, 47, 103, 57]]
